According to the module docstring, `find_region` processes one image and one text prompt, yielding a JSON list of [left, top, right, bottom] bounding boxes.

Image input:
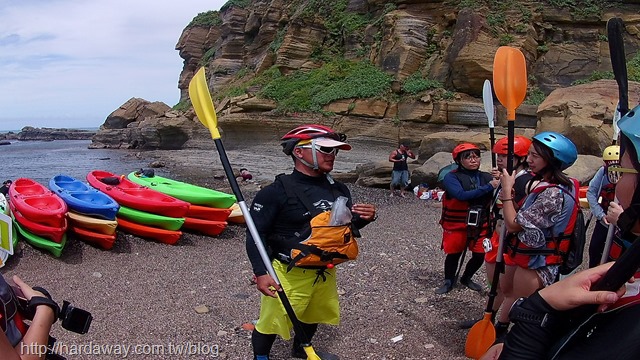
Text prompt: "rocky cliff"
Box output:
[[93, 0, 640, 159]]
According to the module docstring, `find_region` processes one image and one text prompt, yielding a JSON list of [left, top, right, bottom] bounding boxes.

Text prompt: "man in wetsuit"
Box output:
[[246, 124, 377, 360]]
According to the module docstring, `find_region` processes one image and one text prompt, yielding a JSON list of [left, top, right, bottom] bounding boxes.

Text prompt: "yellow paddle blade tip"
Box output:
[[303, 346, 322, 360], [188, 67, 221, 139]]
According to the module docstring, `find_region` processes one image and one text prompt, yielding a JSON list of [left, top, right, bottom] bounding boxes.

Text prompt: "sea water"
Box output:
[[0, 140, 149, 185]]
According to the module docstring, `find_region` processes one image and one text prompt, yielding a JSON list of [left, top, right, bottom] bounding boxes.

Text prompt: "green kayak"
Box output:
[[13, 218, 65, 257], [118, 206, 185, 231], [127, 172, 236, 208]]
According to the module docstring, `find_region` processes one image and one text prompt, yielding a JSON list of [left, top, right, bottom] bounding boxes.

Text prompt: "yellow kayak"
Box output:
[[67, 211, 118, 235]]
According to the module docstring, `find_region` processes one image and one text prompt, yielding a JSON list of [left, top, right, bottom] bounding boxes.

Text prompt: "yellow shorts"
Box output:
[[255, 260, 340, 339]]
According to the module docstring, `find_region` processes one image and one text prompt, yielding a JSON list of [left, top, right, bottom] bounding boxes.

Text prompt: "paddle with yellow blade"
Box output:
[[465, 46, 527, 359], [188, 67, 322, 360]]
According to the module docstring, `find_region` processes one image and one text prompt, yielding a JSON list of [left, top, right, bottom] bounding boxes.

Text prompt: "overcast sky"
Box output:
[[0, 0, 227, 131]]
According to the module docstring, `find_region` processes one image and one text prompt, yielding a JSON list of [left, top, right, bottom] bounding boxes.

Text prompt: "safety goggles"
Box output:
[[606, 164, 638, 184], [298, 145, 338, 155]]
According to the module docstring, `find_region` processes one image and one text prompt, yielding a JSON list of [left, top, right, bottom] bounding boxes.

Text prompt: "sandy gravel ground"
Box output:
[[3, 141, 536, 359]]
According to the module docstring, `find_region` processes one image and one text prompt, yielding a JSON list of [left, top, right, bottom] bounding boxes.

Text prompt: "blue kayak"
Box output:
[[49, 174, 120, 220]]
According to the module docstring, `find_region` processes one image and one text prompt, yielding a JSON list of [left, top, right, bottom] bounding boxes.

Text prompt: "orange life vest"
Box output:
[[440, 170, 493, 232]]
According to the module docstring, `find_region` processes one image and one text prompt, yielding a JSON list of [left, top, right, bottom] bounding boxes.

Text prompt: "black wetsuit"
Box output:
[[245, 169, 369, 276]]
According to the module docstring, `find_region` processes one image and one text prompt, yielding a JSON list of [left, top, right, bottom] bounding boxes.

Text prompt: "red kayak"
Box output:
[[70, 226, 116, 250], [116, 217, 182, 245], [87, 170, 189, 218], [182, 217, 227, 237], [9, 201, 67, 243], [9, 178, 67, 228]]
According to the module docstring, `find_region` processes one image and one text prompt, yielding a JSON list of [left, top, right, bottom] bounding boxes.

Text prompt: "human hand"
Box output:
[[500, 169, 515, 193], [255, 274, 281, 298], [12, 275, 47, 301], [491, 168, 501, 180], [352, 203, 376, 221], [538, 262, 627, 312], [489, 178, 500, 189], [606, 202, 624, 226]]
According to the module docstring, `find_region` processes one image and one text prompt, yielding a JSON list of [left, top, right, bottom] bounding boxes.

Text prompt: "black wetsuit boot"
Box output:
[[252, 329, 276, 360], [436, 253, 461, 294], [460, 252, 485, 292], [291, 323, 339, 359]]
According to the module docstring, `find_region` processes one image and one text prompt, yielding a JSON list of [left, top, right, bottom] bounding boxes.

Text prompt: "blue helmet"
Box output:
[[618, 105, 640, 161], [532, 131, 578, 170]]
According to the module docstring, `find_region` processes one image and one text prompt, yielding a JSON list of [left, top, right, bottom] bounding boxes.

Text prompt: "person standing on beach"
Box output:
[[0, 180, 11, 197], [388, 143, 415, 197], [586, 145, 619, 267], [437, 143, 499, 294], [246, 124, 377, 360]]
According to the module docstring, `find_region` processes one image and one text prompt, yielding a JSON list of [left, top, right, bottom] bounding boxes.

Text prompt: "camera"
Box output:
[[467, 207, 482, 227], [12, 286, 92, 334]]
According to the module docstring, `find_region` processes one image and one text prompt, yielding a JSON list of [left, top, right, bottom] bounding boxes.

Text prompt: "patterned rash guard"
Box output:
[[515, 185, 564, 286]]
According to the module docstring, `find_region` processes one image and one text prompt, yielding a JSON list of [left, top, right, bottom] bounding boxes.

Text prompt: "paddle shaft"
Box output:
[[489, 128, 496, 168], [212, 138, 316, 347]]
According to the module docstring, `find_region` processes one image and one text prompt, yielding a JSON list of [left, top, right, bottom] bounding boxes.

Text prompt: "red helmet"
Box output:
[[492, 136, 532, 157], [280, 124, 345, 155], [452, 143, 480, 160]]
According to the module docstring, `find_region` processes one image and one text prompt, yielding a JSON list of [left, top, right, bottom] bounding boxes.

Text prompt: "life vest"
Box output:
[[440, 170, 493, 232], [0, 276, 27, 347], [506, 179, 580, 269], [271, 174, 359, 270], [599, 182, 616, 212]]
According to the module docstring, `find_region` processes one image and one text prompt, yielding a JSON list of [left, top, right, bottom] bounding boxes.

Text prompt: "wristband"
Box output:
[[27, 296, 60, 322], [502, 198, 513, 202]]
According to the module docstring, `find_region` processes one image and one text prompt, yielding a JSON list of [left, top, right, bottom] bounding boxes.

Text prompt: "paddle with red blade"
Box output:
[[465, 46, 527, 360]]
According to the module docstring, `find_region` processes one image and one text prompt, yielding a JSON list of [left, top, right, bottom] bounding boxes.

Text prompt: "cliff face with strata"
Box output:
[[93, 0, 640, 157]]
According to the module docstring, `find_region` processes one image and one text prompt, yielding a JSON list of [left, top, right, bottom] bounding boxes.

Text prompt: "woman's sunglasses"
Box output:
[[299, 145, 338, 155]]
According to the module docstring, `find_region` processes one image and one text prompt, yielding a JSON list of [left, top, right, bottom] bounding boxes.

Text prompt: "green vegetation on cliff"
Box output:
[[188, 11, 221, 27], [258, 60, 392, 113]]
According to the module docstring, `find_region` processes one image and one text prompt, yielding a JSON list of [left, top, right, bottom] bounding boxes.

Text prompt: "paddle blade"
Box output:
[[303, 346, 322, 360], [188, 67, 221, 139], [465, 313, 496, 359], [493, 47, 527, 121], [483, 80, 495, 128], [608, 18, 628, 116]]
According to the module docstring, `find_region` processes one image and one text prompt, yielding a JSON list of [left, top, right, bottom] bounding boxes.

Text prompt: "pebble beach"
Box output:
[[3, 140, 507, 359]]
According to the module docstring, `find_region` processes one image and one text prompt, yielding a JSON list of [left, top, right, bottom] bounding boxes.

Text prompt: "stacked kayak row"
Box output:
[[127, 171, 236, 236], [50, 174, 119, 250], [3, 171, 239, 257], [9, 178, 68, 257]]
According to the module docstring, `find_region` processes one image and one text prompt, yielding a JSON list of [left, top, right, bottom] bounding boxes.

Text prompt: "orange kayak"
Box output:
[[182, 217, 227, 237], [185, 204, 232, 221], [70, 226, 116, 250], [116, 217, 182, 245]]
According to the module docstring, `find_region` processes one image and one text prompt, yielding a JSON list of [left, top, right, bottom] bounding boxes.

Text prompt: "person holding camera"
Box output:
[[388, 143, 415, 197], [0, 274, 56, 360], [437, 143, 499, 294]]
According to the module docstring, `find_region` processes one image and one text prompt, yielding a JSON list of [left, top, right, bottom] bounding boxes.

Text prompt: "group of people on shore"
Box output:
[[3, 116, 640, 359]]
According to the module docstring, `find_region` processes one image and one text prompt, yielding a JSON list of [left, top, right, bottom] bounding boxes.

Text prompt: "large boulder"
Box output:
[[537, 80, 640, 156]]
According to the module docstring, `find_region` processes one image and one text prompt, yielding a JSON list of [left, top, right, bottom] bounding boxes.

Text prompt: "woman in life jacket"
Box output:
[[1, 274, 57, 359], [437, 143, 500, 294], [500, 132, 578, 293], [480, 106, 640, 360], [586, 145, 620, 267], [480, 135, 534, 337]]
